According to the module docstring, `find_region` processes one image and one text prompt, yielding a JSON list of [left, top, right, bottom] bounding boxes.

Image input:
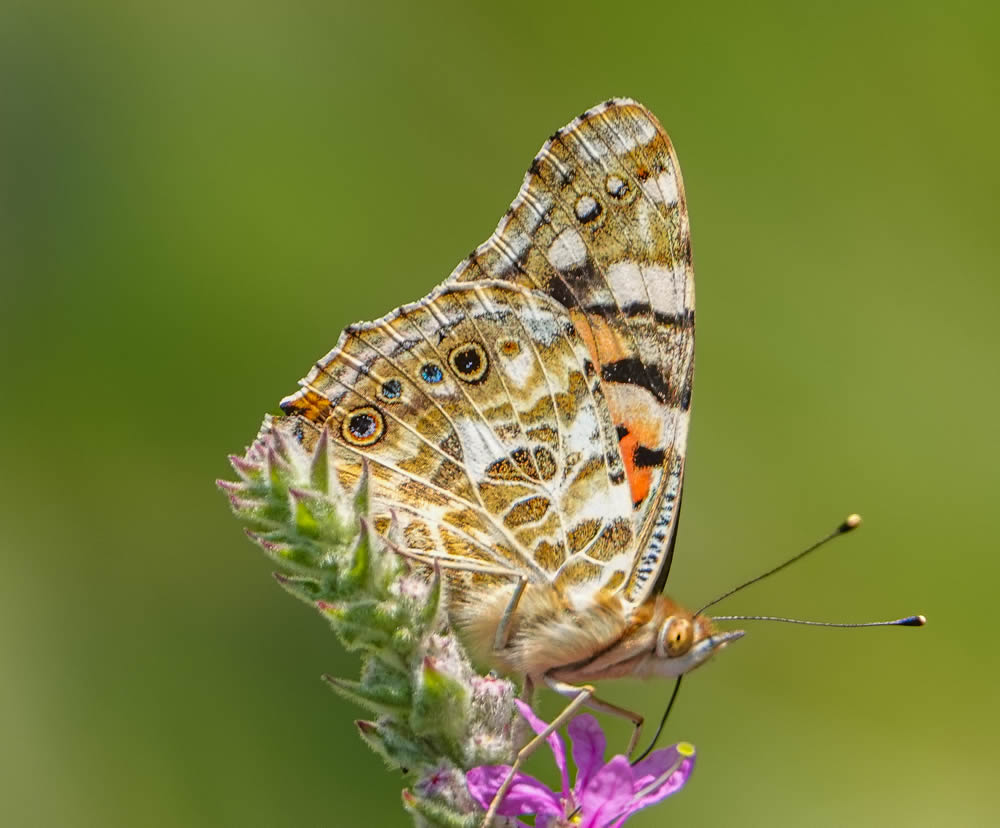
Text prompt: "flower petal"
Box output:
[[568, 714, 606, 795], [513, 699, 569, 797], [629, 744, 677, 789], [466, 765, 562, 817], [629, 742, 696, 811], [578, 755, 635, 828]]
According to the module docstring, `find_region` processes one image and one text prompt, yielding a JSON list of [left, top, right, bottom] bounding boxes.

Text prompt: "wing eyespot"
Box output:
[[448, 342, 489, 384], [420, 363, 444, 384], [498, 339, 521, 357], [379, 378, 403, 401], [605, 175, 628, 198], [574, 194, 603, 223], [341, 406, 385, 447]]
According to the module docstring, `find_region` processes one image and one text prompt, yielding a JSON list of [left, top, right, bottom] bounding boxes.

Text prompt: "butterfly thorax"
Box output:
[[455, 583, 717, 683]]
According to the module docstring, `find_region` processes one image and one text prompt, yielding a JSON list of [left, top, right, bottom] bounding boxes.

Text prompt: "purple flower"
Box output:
[[467, 700, 696, 828]]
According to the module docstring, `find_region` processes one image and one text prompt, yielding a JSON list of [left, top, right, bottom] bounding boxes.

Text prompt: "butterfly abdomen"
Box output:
[[455, 581, 630, 678]]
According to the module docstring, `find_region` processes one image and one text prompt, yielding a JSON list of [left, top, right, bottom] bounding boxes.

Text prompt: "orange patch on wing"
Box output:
[[617, 404, 662, 448], [569, 310, 628, 369], [618, 429, 652, 505], [281, 389, 332, 422], [610, 395, 666, 507]]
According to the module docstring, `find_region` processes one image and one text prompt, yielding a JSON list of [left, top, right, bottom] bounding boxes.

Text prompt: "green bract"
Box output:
[[220, 417, 518, 827]]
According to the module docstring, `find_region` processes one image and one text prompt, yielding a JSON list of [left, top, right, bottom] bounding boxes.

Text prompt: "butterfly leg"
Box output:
[[492, 576, 527, 653], [520, 673, 535, 704], [546, 677, 645, 757], [481, 681, 596, 827]]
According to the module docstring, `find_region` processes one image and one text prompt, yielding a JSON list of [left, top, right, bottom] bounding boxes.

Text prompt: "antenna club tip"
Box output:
[[841, 513, 862, 532], [903, 614, 927, 627]]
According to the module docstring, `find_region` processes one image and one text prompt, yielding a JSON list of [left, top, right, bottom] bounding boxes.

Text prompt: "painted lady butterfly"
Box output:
[[278, 98, 739, 820]]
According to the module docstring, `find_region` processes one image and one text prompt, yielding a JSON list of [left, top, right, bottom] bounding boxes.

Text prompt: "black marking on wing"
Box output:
[[632, 445, 666, 468], [583, 302, 694, 328], [601, 357, 671, 403], [547, 276, 579, 310]]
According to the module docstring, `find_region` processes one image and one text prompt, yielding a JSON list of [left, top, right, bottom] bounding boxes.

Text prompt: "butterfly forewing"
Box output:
[[448, 99, 695, 609]]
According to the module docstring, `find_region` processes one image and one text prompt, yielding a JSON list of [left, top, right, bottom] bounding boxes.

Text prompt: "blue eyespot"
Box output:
[[421, 363, 443, 384], [381, 379, 402, 399]]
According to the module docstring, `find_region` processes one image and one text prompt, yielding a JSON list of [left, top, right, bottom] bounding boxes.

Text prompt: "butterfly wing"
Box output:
[[278, 99, 692, 623], [279, 282, 636, 607], [449, 99, 695, 610]]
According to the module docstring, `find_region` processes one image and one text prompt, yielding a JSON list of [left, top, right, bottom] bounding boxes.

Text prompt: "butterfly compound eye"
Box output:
[[657, 616, 694, 659]]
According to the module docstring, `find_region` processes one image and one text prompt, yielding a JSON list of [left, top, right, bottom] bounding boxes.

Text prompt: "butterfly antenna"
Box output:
[[631, 676, 684, 765], [711, 614, 926, 627], [695, 514, 863, 616]]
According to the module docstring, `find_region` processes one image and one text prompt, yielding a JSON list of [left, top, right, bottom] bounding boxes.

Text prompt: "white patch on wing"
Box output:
[[606, 261, 648, 306], [658, 170, 679, 205], [617, 113, 658, 150], [548, 228, 588, 270], [561, 400, 601, 458], [641, 169, 679, 205], [520, 305, 568, 348], [452, 416, 507, 476], [645, 263, 688, 317], [605, 261, 688, 317], [500, 346, 536, 388], [565, 479, 631, 525]]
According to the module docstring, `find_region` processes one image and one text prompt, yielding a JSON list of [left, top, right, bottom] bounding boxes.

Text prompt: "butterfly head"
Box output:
[[648, 598, 744, 678]]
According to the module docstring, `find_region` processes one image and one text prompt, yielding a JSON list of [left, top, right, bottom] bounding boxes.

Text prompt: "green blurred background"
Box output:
[[3, 1, 997, 825]]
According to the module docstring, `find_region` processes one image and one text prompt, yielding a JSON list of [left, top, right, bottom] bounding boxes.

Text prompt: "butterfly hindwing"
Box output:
[[279, 282, 636, 604]]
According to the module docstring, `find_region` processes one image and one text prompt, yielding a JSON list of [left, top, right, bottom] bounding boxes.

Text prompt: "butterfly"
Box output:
[[276, 99, 742, 822]]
